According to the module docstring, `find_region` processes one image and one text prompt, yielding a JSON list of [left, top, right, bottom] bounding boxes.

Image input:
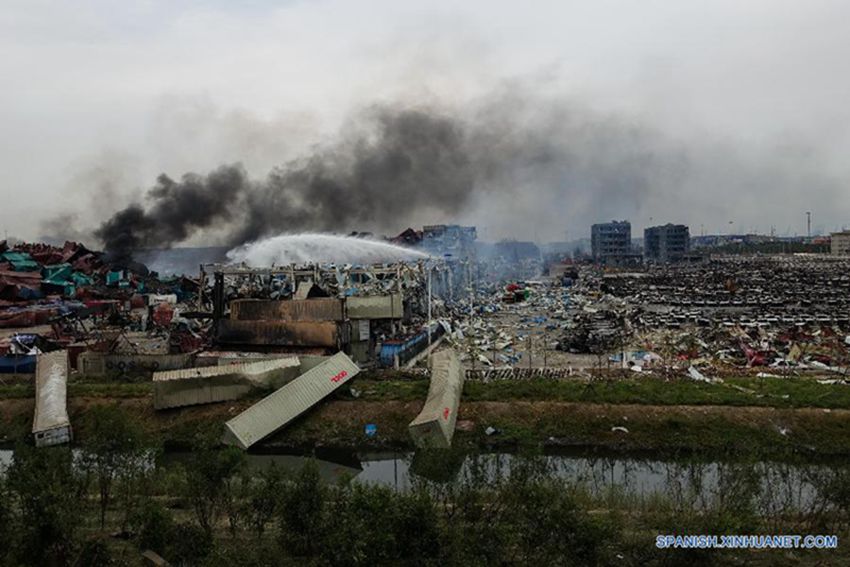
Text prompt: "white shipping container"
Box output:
[[223, 352, 360, 449]]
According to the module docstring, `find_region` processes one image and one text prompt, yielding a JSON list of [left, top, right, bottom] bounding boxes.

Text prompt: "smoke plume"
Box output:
[[95, 167, 249, 261], [94, 90, 845, 257], [96, 106, 475, 258]]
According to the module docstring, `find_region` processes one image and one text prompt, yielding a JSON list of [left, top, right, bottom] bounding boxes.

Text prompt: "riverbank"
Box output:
[[2, 392, 850, 458]]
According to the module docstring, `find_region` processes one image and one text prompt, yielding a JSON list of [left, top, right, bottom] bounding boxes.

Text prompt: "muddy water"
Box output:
[[169, 449, 844, 511], [2, 448, 844, 511]]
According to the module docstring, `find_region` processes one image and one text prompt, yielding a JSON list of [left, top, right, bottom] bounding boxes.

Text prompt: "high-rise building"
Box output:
[[831, 231, 850, 255], [591, 221, 631, 263], [644, 224, 690, 263]]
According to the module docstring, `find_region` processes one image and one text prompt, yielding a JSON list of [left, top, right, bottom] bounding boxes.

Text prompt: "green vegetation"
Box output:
[[2, 426, 850, 565], [2, 373, 850, 456], [0, 381, 152, 399], [462, 376, 850, 409], [3, 373, 849, 409], [333, 375, 850, 410]]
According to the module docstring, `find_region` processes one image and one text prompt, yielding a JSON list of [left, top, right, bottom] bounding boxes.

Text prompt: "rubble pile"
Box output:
[[595, 256, 850, 329], [570, 256, 850, 374], [0, 240, 206, 367], [557, 308, 631, 354]]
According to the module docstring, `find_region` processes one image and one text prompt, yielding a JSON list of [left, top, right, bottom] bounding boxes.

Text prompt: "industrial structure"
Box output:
[[421, 224, 477, 260], [644, 223, 691, 263], [201, 262, 447, 367]]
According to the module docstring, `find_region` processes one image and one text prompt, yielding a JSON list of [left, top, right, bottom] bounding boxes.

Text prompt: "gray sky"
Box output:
[[2, 0, 850, 243]]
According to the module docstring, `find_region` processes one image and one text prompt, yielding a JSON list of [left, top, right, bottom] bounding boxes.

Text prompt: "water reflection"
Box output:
[[0, 447, 844, 513]]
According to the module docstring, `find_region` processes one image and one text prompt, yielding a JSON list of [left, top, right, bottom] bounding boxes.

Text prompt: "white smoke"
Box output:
[[226, 233, 429, 266]]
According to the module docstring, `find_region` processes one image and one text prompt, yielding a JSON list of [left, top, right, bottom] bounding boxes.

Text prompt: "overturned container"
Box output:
[[408, 349, 464, 449], [33, 350, 72, 447], [222, 352, 360, 450], [152, 356, 301, 410]]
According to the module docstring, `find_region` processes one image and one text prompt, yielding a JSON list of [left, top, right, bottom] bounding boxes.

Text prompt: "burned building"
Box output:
[[591, 221, 633, 265], [202, 261, 444, 366], [493, 240, 541, 262], [421, 225, 477, 260], [644, 223, 690, 263]]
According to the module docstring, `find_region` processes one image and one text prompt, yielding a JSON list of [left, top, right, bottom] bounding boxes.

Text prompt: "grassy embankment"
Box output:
[[2, 373, 850, 456]]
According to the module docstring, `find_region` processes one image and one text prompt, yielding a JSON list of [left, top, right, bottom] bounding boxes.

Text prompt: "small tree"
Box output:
[[80, 405, 147, 530], [278, 461, 327, 557], [243, 464, 284, 540], [184, 436, 245, 539], [7, 444, 87, 565]]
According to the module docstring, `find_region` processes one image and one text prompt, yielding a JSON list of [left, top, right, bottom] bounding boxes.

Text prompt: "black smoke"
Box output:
[[95, 107, 475, 259], [95, 166, 249, 261], [93, 92, 845, 257], [235, 107, 474, 243]]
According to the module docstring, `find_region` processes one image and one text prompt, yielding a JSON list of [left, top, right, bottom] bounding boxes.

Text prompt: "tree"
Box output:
[[277, 461, 327, 557], [6, 444, 87, 566], [79, 405, 147, 530], [184, 436, 245, 539], [243, 464, 284, 540]]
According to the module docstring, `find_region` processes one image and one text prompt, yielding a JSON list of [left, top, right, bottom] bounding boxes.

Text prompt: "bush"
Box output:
[[129, 500, 174, 555], [277, 462, 326, 558], [6, 444, 86, 566], [169, 522, 213, 564]]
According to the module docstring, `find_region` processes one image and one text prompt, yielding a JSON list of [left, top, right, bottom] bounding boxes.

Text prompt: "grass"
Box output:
[[458, 376, 850, 409], [3, 374, 849, 409], [0, 376, 850, 409], [2, 372, 850, 456], [350, 374, 850, 409], [0, 382, 152, 399]]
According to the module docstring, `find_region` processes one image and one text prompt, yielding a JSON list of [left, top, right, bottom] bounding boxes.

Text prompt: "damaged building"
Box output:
[[591, 220, 639, 266], [203, 261, 446, 366], [644, 223, 690, 263], [421, 224, 477, 260]]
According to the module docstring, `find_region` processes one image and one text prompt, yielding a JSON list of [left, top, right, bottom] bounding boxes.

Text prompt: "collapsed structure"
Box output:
[[203, 261, 450, 366]]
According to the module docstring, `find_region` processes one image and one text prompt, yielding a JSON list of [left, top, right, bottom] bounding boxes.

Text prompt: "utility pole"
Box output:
[[427, 265, 432, 348], [806, 211, 812, 239], [542, 331, 547, 369]]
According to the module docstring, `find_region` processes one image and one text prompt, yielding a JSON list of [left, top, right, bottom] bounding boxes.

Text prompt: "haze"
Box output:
[[2, 0, 850, 244]]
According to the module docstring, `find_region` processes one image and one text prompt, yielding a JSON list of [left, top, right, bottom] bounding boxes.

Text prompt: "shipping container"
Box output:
[[408, 349, 463, 449], [153, 357, 301, 409], [347, 294, 403, 319], [33, 350, 72, 447], [217, 319, 344, 347], [223, 352, 360, 450]]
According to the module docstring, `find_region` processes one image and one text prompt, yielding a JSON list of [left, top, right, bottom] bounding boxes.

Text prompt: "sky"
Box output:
[[2, 0, 850, 244]]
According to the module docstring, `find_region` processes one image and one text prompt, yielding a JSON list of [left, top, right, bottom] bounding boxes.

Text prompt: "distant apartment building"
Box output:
[[493, 240, 541, 262], [644, 224, 690, 263], [591, 221, 631, 264], [831, 231, 850, 255], [421, 225, 477, 260]]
